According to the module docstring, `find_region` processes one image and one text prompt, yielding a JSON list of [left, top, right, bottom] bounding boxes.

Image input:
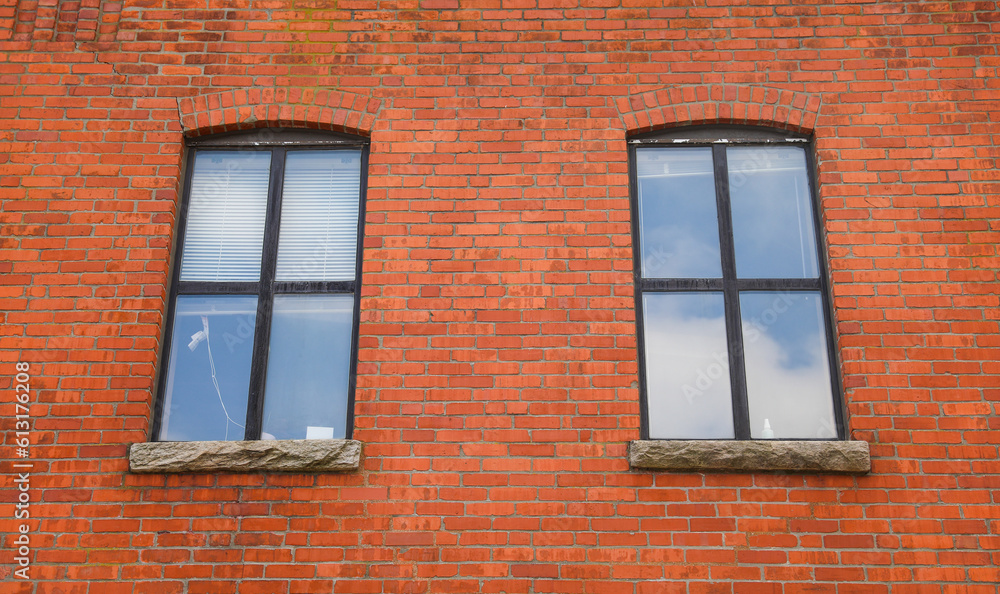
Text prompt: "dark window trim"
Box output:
[[629, 124, 810, 144], [187, 127, 366, 147], [151, 130, 369, 441], [628, 126, 847, 441]]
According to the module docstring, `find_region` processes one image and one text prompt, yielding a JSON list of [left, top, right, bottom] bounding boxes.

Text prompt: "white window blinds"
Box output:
[[179, 151, 271, 282], [275, 150, 362, 282]]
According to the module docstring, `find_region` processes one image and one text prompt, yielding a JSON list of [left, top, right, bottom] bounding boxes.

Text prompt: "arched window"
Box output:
[[629, 125, 845, 440], [153, 129, 368, 442]]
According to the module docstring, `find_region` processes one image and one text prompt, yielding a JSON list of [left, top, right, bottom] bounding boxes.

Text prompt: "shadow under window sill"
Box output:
[[629, 439, 870, 474], [129, 439, 361, 474]]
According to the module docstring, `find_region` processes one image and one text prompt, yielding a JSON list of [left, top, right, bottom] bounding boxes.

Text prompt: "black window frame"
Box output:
[[628, 125, 847, 441], [151, 128, 370, 441]]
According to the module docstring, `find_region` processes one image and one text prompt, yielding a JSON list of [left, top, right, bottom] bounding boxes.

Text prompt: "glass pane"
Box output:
[[180, 151, 271, 282], [261, 295, 354, 440], [727, 146, 819, 279], [160, 295, 257, 441], [643, 293, 734, 439], [740, 292, 837, 439], [637, 148, 722, 278], [275, 150, 362, 281]]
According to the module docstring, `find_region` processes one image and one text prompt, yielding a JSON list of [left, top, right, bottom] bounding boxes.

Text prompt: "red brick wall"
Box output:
[[2, 1, 999, 592]]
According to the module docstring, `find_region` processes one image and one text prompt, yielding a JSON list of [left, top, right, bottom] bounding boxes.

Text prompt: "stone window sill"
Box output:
[[129, 439, 361, 474], [629, 440, 870, 474]]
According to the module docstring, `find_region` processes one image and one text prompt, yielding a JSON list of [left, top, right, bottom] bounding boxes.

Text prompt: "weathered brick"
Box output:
[[1, 1, 998, 591]]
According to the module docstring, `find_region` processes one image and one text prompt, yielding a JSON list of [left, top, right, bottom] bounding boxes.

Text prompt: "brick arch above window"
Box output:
[[616, 85, 822, 136], [177, 88, 381, 138]]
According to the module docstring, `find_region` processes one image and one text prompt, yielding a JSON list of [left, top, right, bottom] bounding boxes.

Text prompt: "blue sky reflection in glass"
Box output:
[[637, 148, 721, 279], [643, 292, 735, 439], [728, 146, 819, 279]]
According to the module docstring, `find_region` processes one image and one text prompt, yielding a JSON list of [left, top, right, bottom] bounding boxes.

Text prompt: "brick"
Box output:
[[3, 2, 999, 592]]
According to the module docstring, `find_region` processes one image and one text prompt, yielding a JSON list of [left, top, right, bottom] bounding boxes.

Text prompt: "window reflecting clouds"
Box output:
[[727, 147, 819, 279], [643, 293, 734, 439], [740, 292, 837, 439], [634, 132, 841, 441], [637, 148, 722, 279]]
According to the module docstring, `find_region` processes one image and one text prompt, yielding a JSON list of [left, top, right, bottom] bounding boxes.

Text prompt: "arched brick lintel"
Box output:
[[177, 88, 381, 138], [617, 85, 822, 136]]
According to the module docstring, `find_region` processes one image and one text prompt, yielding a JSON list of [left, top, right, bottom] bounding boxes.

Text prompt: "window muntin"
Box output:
[[154, 130, 367, 442], [631, 129, 843, 441]]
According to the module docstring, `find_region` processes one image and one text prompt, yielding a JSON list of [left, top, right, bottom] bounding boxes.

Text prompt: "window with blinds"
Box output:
[[275, 151, 361, 282], [180, 152, 271, 282], [153, 129, 369, 443]]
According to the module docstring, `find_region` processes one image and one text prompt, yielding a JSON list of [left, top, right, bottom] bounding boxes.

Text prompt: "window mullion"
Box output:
[[176, 281, 260, 294], [639, 278, 725, 292], [244, 148, 286, 440], [713, 145, 751, 440]]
